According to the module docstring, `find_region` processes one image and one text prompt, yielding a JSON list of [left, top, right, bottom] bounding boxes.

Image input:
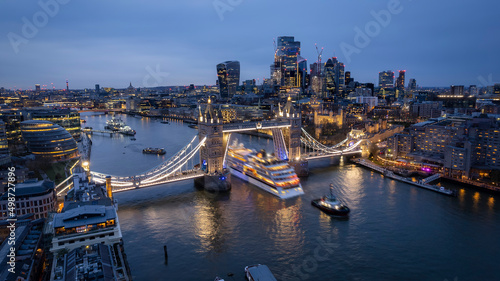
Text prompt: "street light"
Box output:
[[82, 161, 90, 171]]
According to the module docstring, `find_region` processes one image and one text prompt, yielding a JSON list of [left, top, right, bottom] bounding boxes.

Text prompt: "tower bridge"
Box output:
[[67, 98, 365, 196]]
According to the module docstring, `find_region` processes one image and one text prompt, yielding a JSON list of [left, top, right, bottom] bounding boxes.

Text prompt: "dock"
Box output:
[[352, 158, 456, 196]]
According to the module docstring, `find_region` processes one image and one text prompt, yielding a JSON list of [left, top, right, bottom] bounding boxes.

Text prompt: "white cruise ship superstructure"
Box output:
[[226, 142, 304, 199]]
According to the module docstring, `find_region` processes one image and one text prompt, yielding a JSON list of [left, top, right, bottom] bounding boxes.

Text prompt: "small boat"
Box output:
[[80, 119, 86, 123], [245, 264, 277, 281], [161, 120, 169, 124], [143, 147, 166, 155], [214, 277, 224, 281], [130, 137, 136, 141], [311, 184, 350, 216]]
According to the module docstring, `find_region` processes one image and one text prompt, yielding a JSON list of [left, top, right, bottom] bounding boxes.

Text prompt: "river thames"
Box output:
[[82, 113, 500, 281]]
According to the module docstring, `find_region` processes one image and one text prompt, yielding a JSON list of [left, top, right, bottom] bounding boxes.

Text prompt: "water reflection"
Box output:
[[488, 197, 495, 210]]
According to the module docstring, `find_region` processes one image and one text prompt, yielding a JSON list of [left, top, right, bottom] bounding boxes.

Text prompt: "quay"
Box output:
[[352, 158, 456, 196]]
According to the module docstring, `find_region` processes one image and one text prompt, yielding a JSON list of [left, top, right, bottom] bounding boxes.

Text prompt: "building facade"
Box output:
[[21, 120, 79, 162], [0, 180, 56, 220], [378, 70, 394, 89], [217, 61, 240, 99]]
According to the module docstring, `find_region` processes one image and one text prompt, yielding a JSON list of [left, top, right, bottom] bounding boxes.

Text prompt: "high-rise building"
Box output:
[[297, 55, 308, 89], [378, 71, 394, 89], [324, 58, 336, 97], [217, 61, 240, 99], [323, 57, 345, 98], [450, 85, 464, 96], [396, 70, 406, 91], [345, 71, 352, 85], [469, 85, 478, 96], [272, 36, 301, 89], [335, 60, 345, 97], [309, 62, 323, 95], [95, 84, 100, 94], [66, 80, 69, 91], [35, 84, 41, 93], [408, 78, 417, 90]]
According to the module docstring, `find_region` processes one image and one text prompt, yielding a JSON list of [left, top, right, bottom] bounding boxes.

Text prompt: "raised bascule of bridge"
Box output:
[[61, 98, 364, 196]]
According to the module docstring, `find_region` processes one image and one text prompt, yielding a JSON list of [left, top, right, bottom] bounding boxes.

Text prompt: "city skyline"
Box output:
[[1, 0, 499, 89]]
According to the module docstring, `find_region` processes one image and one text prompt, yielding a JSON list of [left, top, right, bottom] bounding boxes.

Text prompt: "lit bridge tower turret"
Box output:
[[278, 96, 309, 176], [195, 98, 231, 192]]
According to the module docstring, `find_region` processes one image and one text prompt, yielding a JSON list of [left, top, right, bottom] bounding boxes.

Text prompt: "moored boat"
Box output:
[[143, 147, 166, 155], [105, 117, 125, 130], [119, 126, 136, 136], [312, 184, 350, 216]]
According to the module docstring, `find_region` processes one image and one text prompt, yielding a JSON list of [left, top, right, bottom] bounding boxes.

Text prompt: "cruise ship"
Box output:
[[226, 142, 304, 199], [105, 117, 125, 130]]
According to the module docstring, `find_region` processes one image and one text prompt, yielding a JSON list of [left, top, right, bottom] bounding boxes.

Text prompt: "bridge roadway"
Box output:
[[111, 169, 205, 193], [303, 149, 363, 160], [222, 120, 291, 133]]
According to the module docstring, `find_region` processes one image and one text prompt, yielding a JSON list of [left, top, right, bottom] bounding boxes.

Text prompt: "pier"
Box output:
[[352, 158, 456, 196]]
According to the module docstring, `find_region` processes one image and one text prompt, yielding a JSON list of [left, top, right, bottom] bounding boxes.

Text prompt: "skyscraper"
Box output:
[[35, 84, 41, 93], [272, 36, 301, 89], [408, 79, 417, 90], [396, 70, 406, 91], [217, 61, 240, 99], [334, 60, 345, 97], [95, 84, 100, 94], [309, 62, 323, 95], [324, 58, 336, 97], [378, 71, 394, 89], [450, 85, 464, 96], [323, 57, 345, 98], [297, 55, 308, 89]]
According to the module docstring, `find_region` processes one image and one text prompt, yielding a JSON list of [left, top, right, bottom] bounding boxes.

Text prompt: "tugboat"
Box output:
[[311, 184, 350, 216]]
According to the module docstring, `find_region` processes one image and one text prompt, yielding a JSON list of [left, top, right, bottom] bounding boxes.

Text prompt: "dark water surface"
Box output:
[[83, 113, 500, 281]]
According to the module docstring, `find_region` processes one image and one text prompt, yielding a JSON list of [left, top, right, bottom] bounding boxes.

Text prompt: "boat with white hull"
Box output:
[[226, 142, 304, 199]]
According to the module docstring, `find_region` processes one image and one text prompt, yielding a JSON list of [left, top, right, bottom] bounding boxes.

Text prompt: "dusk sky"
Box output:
[[1, 0, 499, 90]]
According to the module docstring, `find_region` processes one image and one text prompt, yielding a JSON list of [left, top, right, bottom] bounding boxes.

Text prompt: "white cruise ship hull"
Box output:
[[229, 167, 304, 199]]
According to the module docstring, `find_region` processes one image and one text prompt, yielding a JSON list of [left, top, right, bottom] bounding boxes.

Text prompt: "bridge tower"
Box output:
[[279, 97, 309, 176], [196, 99, 231, 192]]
